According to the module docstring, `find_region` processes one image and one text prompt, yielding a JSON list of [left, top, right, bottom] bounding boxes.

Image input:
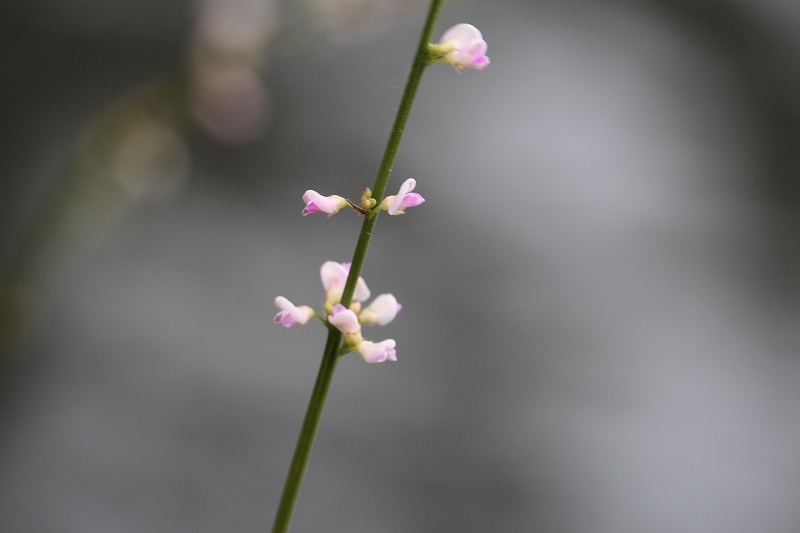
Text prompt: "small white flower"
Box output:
[[356, 339, 397, 363], [302, 190, 348, 216], [320, 261, 370, 305], [274, 296, 314, 327], [381, 178, 425, 215], [359, 294, 401, 326], [433, 23, 489, 71]]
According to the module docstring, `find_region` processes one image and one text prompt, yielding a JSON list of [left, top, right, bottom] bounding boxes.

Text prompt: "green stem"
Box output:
[[340, 0, 444, 308], [271, 329, 341, 533], [271, 2, 444, 532]]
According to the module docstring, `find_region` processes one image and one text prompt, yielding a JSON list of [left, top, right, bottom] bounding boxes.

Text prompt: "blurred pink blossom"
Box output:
[[436, 23, 489, 71]]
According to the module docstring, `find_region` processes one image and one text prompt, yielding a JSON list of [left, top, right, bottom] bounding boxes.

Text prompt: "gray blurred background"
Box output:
[[1, 0, 800, 531]]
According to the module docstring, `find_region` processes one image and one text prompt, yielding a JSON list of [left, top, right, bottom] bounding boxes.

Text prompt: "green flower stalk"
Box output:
[[270, 2, 489, 531]]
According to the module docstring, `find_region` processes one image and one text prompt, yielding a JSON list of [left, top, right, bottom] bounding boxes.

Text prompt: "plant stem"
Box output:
[[271, 328, 341, 533], [271, 2, 444, 531], [340, 0, 444, 308]]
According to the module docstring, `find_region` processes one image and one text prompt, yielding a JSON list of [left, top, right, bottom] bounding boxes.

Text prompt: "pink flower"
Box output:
[[328, 304, 361, 334], [381, 178, 425, 215], [437, 24, 489, 71], [356, 339, 397, 363], [274, 296, 315, 327], [320, 261, 370, 304], [359, 294, 401, 326], [302, 190, 348, 216]]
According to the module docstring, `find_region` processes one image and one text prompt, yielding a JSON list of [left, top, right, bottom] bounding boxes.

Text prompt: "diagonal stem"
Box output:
[[340, 0, 444, 308], [271, 328, 341, 533], [270, 2, 444, 532]]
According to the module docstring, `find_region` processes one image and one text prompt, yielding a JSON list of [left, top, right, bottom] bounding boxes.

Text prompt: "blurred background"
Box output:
[[1, 0, 800, 531]]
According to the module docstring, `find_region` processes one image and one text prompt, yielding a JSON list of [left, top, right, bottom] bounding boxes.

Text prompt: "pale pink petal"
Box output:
[[398, 192, 425, 211], [386, 178, 424, 215], [328, 304, 361, 334], [274, 296, 313, 327], [385, 345, 397, 361], [321, 261, 349, 292], [302, 202, 324, 215], [387, 178, 415, 214], [353, 277, 371, 302], [437, 23, 489, 71], [359, 293, 401, 326], [321, 261, 370, 303], [441, 23, 482, 44], [356, 339, 396, 363], [302, 190, 346, 216]]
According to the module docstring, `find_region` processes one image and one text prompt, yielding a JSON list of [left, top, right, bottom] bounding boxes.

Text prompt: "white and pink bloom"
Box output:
[[276, 261, 401, 364], [274, 296, 315, 327], [320, 261, 370, 305], [356, 339, 397, 363], [359, 293, 401, 326], [433, 23, 489, 71], [302, 190, 348, 216], [381, 178, 425, 215], [327, 304, 361, 334]]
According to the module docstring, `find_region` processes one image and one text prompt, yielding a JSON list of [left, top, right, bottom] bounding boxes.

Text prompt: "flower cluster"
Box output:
[[428, 23, 489, 71], [278, 175, 427, 363], [280, 12, 488, 362], [275, 261, 402, 363]]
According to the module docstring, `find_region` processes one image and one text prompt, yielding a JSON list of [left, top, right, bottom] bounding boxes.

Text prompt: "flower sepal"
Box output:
[[337, 330, 364, 356]]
